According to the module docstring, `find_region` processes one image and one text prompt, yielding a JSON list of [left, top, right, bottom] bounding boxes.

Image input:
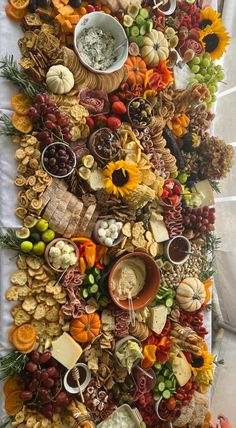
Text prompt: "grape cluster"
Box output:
[[189, 53, 225, 107], [28, 93, 72, 149], [20, 351, 70, 419], [182, 206, 215, 234]]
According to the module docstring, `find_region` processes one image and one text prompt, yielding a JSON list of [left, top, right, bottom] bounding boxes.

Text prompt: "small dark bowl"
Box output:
[[128, 97, 153, 130]]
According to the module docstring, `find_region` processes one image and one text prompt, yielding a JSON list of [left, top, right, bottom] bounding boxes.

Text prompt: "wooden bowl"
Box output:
[[108, 252, 160, 311], [44, 238, 79, 273]]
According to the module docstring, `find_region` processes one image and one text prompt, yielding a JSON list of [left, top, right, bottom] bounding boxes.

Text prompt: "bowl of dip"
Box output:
[[108, 252, 160, 311], [74, 12, 128, 74], [164, 235, 191, 265]]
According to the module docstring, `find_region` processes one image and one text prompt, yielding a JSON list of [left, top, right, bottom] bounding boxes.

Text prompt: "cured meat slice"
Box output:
[[79, 88, 110, 115]]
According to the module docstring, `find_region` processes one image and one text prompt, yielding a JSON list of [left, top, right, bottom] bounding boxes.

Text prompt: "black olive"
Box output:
[[28, 0, 37, 12], [69, 0, 81, 7]]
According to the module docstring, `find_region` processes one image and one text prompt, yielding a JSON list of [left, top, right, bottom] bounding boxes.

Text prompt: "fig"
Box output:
[[16, 227, 30, 239], [127, 3, 140, 19], [24, 215, 38, 228], [30, 232, 41, 244], [123, 15, 134, 27], [78, 166, 91, 180], [82, 154, 94, 169], [128, 42, 139, 56]]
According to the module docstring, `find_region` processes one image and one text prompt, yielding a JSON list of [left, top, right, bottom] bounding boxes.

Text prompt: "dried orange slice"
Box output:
[[5, 390, 24, 416], [5, 3, 26, 20], [15, 323, 36, 345], [11, 93, 32, 115], [9, 0, 29, 10], [4, 375, 24, 398], [8, 324, 18, 344], [12, 112, 33, 134]]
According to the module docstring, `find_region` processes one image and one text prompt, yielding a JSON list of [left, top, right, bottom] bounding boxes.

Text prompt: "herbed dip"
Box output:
[[111, 257, 146, 300], [77, 27, 116, 71]]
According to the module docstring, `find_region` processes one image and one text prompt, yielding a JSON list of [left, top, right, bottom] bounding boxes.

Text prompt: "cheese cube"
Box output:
[[51, 332, 82, 369], [172, 352, 192, 386], [149, 212, 169, 243], [147, 305, 168, 334]]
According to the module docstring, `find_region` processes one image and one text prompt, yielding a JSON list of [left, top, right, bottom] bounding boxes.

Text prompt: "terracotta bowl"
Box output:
[[108, 252, 160, 311], [45, 238, 79, 273]]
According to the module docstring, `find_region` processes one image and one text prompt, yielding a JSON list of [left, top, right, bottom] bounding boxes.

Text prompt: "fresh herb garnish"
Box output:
[[199, 233, 221, 281], [0, 112, 21, 137], [208, 178, 221, 194], [0, 417, 13, 428], [0, 350, 28, 380], [0, 55, 46, 99], [0, 228, 39, 258]]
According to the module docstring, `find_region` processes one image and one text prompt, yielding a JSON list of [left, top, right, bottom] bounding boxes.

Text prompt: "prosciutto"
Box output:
[[79, 89, 110, 115]]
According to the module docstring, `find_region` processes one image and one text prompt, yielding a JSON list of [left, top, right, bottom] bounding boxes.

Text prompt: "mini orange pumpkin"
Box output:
[[125, 56, 147, 86], [70, 313, 101, 343]]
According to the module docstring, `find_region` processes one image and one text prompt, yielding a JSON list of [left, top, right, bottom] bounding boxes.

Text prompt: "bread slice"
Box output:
[[75, 204, 97, 236], [43, 187, 69, 222], [84, 209, 98, 237], [55, 195, 78, 235], [64, 199, 84, 238]]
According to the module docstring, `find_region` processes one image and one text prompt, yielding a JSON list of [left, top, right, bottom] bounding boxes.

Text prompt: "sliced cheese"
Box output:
[[194, 180, 215, 207], [147, 305, 168, 334], [172, 351, 191, 386], [51, 332, 82, 369], [149, 212, 169, 243]]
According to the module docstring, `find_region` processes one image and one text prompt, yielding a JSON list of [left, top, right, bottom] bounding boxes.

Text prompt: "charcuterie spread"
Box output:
[[0, 0, 233, 427]]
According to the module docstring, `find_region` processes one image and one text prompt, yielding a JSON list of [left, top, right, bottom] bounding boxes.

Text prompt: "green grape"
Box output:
[[217, 71, 225, 81], [195, 74, 203, 82], [211, 94, 217, 103], [205, 74, 211, 81], [215, 64, 223, 72], [192, 56, 201, 65], [208, 67, 216, 76], [209, 84, 217, 95], [202, 58, 210, 68], [191, 65, 200, 73], [200, 69, 207, 76], [189, 78, 198, 84], [203, 52, 211, 60]]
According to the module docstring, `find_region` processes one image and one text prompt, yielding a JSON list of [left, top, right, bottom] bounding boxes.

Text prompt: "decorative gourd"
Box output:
[[125, 56, 147, 86], [141, 30, 169, 67], [70, 313, 101, 343], [100, 0, 142, 13], [46, 65, 74, 95], [176, 277, 206, 312]]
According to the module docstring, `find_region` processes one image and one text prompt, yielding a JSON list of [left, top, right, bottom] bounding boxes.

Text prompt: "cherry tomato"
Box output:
[[175, 393, 184, 400], [86, 4, 95, 12], [166, 397, 176, 411]]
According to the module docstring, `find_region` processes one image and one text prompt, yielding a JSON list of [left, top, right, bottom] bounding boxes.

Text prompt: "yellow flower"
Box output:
[[200, 21, 230, 60], [103, 160, 141, 198], [144, 89, 157, 99], [199, 7, 222, 30], [191, 350, 214, 378]]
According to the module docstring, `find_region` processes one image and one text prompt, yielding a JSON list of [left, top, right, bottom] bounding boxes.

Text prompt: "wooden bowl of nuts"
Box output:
[[128, 97, 153, 129]]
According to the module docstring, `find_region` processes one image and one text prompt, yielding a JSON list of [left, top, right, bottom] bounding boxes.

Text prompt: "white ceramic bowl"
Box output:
[[74, 12, 128, 74], [164, 235, 191, 265]]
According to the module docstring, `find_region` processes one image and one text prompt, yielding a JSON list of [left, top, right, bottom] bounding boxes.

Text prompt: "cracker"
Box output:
[[26, 256, 43, 270], [33, 303, 46, 320], [11, 270, 27, 286], [16, 256, 27, 270], [14, 309, 31, 326], [45, 307, 59, 322], [47, 323, 61, 338], [122, 222, 132, 238], [6, 286, 19, 301], [18, 286, 31, 299], [31, 319, 46, 335], [22, 296, 37, 312]]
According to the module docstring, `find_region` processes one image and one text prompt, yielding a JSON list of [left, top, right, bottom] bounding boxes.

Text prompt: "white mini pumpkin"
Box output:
[[176, 277, 206, 312], [46, 65, 74, 95], [141, 29, 169, 67]]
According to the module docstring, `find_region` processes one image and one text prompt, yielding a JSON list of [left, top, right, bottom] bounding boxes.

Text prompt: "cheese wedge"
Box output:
[[51, 332, 82, 369], [172, 351, 192, 386], [149, 212, 169, 243], [194, 180, 215, 207], [147, 305, 168, 334]]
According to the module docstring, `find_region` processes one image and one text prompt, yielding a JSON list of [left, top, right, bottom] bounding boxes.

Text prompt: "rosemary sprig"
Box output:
[[0, 350, 28, 380], [0, 417, 13, 428], [0, 228, 40, 259], [199, 233, 221, 281], [0, 55, 46, 100], [208, 179, 221, 194], [0, 112, 21, 137]]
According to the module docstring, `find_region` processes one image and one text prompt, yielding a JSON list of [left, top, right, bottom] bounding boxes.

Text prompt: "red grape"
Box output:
[[28, 379, 39, 392], [46, 367, 58, 378], [38, 387, 51, 402], [43, 378, 55, 388], [196, 208, 203, 215], [30, 351, 40, 363], [35, 94, 46, 104], [25, 361, 38, 373], [200, 225, 207, 233], [40, 352, 52, 363], [55, 391, 68, 406], [34, 370, 42, 380], [41, 371, 49, 382], [202, 218, 209, 225], [46, 114, 57, 123], [20, 390, 33, 401]]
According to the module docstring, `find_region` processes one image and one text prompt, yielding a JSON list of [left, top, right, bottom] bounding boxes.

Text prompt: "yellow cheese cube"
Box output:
[[51, 332, 82, 369]]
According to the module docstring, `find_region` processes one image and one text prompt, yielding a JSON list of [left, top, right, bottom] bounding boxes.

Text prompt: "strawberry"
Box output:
[[111, 101, 127, 115], [86, 117, 95, 132], [94, 114, 107, 128], [107, 116, 121, 131], [109, 94, 120, 103]]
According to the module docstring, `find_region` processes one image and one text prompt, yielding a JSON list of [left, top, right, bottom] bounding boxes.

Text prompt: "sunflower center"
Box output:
[[112, 168, 129, 187], [199, 19, 212, 30], [203, 33, 219, 52], [191, 356, 204, 368]]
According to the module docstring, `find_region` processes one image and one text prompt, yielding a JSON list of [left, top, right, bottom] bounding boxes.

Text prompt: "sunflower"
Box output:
[[103, 160, 141, 198], [191, 349, 214, 378], [199, 7, 222, 30], [200, 22, 230, 60]]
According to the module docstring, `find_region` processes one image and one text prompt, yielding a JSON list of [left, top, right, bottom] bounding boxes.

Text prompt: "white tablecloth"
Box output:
[[0, 0, 214, 421]]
